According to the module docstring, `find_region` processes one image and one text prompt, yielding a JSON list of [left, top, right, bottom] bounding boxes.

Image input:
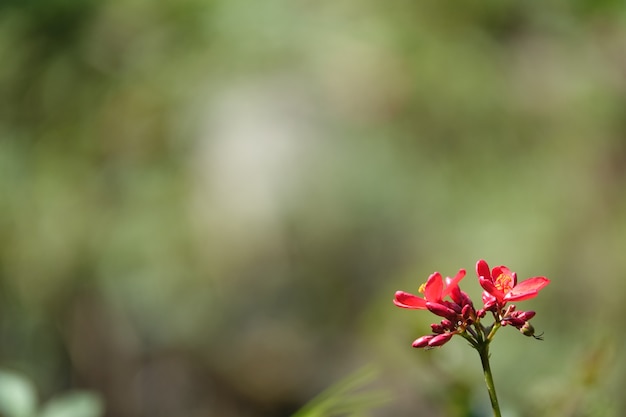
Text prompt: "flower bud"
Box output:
[[427, 332, 454, 347], [431, 323, 445, 334], [440, 319, 454, 330], [520, 322, 535, 337], [502, 317, 526, 327], [460, 291, 473, 307], [426, 302, 457, 320], [517, 310, 536, 321], [412, 335, 434, 348], [503, 305, 516, 317], [461, 304, 476, 322], [519, 322, 544, 340]]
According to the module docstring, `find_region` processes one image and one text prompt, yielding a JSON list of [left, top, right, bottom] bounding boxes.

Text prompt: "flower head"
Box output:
[[394, 260, 549, 349], [394, 269, 470, 348], [393, 269, 466, 310], [476, 259, 549, 307]]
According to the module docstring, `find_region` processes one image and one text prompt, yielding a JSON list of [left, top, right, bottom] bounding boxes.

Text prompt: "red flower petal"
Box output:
[[504, 277, 550, 302], [442, 269, 466, 299], [504, 277, 550, 301], [482, 291, 497, 311], [394, 291, 428, 309], [424, 272, 444, 302], [448, 283, 464, 305], [478, 276, 504, 303], [476, 260, 491, 280], [482, 290, 496, 304]]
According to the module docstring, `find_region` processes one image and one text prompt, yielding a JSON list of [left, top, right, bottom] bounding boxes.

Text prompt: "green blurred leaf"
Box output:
[[38, 392, 103, 417], [292, 366, 391, 417], [0, 370, 37, 417]]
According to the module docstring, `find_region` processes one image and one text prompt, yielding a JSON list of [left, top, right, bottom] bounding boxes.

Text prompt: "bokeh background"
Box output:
[[1, 0, 626, 416]]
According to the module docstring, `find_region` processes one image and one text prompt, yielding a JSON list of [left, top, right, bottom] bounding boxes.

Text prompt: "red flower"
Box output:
[[476, 259, 549, 305], [395, 260, 549, 350], [394, 269, 466, 310]]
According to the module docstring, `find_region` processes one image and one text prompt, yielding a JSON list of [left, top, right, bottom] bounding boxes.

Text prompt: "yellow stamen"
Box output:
[[494, 273, 513, 293], [418, 283, 427, 294]]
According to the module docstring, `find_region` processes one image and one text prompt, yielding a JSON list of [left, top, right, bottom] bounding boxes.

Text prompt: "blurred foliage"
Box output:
[[2, 0, 626, 416], [291, 367, 389, 417], [0, 369, 103, 417]]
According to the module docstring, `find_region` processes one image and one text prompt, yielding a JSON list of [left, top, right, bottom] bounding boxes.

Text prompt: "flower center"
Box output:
[[494, 273, 513, 293], [418, 283, 427, 294]]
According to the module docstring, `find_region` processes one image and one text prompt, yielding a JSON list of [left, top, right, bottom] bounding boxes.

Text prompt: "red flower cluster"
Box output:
[[394, 259, 550, 348]]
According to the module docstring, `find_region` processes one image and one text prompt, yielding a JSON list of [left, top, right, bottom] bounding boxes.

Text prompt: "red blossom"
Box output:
[[476, 259, 550, 305], [395, 260, 549, 349], [393, 269, 466, 310]]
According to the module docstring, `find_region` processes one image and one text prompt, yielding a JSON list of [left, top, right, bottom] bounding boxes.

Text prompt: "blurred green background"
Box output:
[[1, 0, 626, 416]]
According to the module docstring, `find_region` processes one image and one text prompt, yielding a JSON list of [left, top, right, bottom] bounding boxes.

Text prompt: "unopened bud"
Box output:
[[517, 310, 536, 321], [462, 304, 475, 322], [412, 335, 434, 348], [426, 302, 457, 320], [503, 305, 516, 317], [520, 322, 543, 340], [449, 302, 462, 314], [460, 291, 473, 307], [431, 323, 445, 334], [440, 319, 453, 329], [503, 317, 526, 327], [427, 332, 454, 347], [520, 322, 534, 336]]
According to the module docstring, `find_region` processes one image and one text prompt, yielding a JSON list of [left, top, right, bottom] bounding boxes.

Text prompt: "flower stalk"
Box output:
[[478, 342, 501, 417]]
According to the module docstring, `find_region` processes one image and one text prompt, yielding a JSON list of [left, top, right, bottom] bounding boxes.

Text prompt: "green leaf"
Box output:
[[292, 366, 391, 417]]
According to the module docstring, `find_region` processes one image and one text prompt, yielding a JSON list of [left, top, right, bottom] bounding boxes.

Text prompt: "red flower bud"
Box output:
[[460, 291, 473, 308], [503, 305, 516, 316], [440, 319, 454, 330], [502, 317, 526, 327], [517, 310, 535, 321], [503, 310, 536, 328], [426, 302, 457, 320], [412, 335, 434, 348], [431, 323, 445, 334], [461, 304, 475, 321], [427, 332, 454, 347]]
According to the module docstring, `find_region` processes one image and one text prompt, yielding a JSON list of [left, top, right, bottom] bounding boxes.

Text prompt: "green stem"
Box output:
[[486, 322, 501, 341], [478, 343, 502, 417]]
